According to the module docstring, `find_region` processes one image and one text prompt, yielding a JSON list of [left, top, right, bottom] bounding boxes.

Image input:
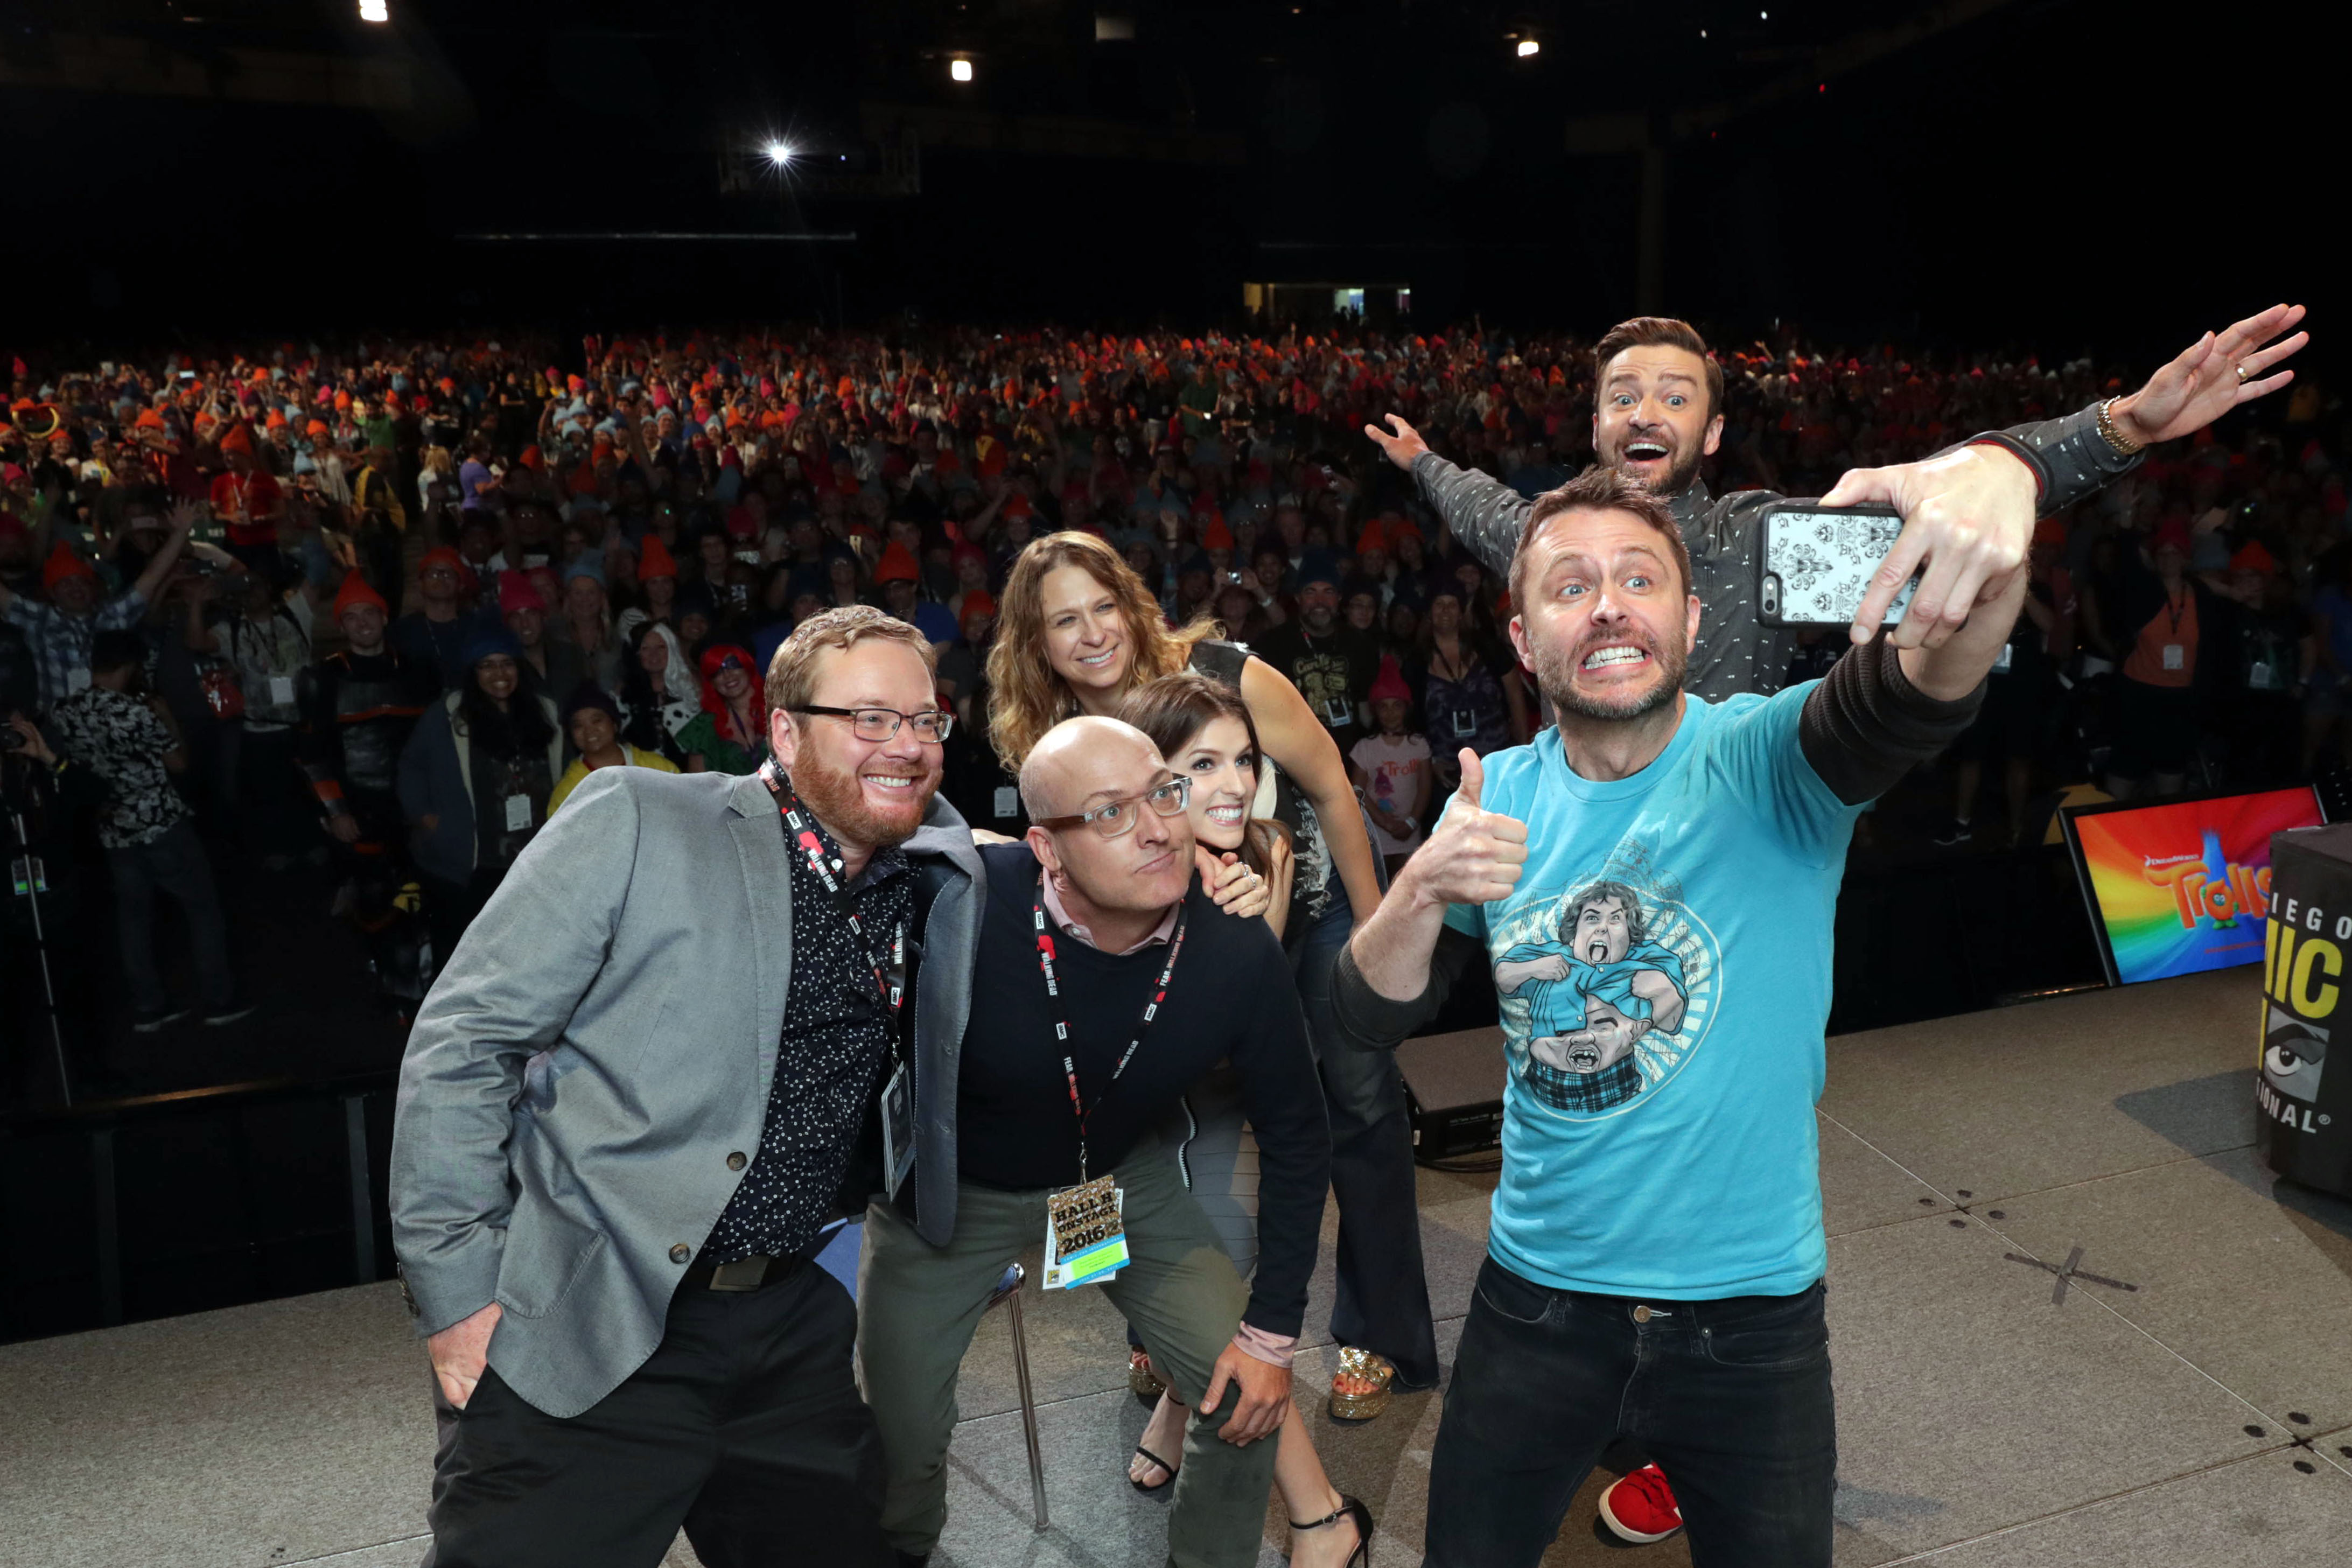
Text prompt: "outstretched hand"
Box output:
[[1362, 413, 1431, 473], [1823, 445, 2035, 650], [2112, 303, 2308, 448]]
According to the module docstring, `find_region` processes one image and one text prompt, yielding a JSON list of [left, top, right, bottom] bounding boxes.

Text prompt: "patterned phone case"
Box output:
[[1758, 503, 1915, 628]]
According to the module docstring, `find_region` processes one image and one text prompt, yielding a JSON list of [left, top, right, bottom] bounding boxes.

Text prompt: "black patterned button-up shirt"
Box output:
[[702, 805, 912, 1264]]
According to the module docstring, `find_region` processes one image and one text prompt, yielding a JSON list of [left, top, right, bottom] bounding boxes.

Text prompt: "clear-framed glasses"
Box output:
[[790, 704, 954, 744], [1033, 776, 1192, 839]]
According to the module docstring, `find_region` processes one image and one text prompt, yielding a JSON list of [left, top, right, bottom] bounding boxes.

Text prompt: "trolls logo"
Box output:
[[2144, 829, 2271, 930]]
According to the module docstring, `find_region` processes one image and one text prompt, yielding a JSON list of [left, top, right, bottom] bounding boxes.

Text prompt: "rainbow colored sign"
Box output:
[[2063, 787, 2324, 986]]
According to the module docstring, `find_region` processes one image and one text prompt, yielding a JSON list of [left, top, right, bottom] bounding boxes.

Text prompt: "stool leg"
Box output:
[[1005, 1285, 1048, 1530]]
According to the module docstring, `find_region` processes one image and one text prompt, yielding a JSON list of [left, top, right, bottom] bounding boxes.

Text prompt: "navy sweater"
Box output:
[[956, 842, 1331, 1337]]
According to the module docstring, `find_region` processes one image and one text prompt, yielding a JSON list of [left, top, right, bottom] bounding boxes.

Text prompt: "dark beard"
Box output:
[[787, 747, 935, 852], [1606, 441, 1704, 498], [1531, 630, 1688, 723]]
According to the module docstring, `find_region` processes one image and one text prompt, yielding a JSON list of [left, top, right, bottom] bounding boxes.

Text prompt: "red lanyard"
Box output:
[[1032, 869, 1188, 1181], [761, 762, 905, 1020]]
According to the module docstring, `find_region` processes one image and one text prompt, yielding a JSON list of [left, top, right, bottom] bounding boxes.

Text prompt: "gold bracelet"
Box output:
[[2096, 396, 2144, 457]]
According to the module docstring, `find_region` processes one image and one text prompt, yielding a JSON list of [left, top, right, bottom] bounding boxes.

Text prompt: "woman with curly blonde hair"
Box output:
[[984, 530, 1439, 1429]]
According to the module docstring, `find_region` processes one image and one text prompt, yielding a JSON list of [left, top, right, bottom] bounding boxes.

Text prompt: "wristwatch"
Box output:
[[2096, 397, 2144, 457]]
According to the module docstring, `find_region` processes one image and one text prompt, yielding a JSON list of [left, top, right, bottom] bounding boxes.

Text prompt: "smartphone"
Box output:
[[1757, 501, 1915, 628]]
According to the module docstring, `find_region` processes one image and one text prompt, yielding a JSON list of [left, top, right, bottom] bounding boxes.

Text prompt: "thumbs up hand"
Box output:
[[1398, 748, 1529, 910]]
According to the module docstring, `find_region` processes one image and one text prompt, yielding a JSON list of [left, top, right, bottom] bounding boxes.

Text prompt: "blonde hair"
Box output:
[[985, 532, 1213, 772], [421, 445, 456, 479], [766, 604, 936, 714]]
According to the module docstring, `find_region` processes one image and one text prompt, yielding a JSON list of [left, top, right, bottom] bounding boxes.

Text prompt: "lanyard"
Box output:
[[2163, 586, 2191, 639], [761, 762, 906, 1025], [1032, 870, 1189, 1181]]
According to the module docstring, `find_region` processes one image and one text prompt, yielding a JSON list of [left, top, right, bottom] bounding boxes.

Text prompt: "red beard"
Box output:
[[787, 744, 937, 852]]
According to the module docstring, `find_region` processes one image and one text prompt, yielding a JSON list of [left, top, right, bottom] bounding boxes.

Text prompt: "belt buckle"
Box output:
[[708, 1254, 771, 1292]]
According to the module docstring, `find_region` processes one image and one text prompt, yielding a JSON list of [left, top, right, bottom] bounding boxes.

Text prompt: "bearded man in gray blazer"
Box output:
[[391, 605, 982, 1568]]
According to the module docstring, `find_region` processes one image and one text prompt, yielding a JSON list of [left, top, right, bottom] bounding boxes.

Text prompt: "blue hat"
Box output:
[[563, 557, 607, 589], [561, 681, 621, 726], [1296, 550, 1342, 590], [460, 627, 525, 669]]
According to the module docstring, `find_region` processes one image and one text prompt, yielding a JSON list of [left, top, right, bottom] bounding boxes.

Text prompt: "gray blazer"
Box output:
[[389, 765, 983, 1418]]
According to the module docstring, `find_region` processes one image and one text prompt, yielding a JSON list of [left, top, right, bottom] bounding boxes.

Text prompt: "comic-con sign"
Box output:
[[2259, 825, 2352, 1195]]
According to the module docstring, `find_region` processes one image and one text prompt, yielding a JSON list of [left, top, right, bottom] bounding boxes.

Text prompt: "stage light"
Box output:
[[949, 57, 974, 82], [357, 0, 388, 21], [765, 141, 794, 165], [1515, 38, 1539, 58]]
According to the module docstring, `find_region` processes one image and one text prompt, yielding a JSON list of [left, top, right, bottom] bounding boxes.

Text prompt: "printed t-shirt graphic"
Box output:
[[1442, 686, 1863, 1301]]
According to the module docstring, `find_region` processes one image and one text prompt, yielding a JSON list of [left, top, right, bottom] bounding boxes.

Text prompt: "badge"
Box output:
[[2162, 643, 2186, 671], [1041, 1174, 1128, 1290], [2250, 660, 2278, 691], [269, 675, 297, 708], [1322, 697, 1353, 727], [1991, 643, 2014, 674], [994, 785, 1021, 820], [1450, 708, 1478, 738], [879, 1060, 916, 1199], [503, 793, 533, 832], [66, 667, 92, 694]]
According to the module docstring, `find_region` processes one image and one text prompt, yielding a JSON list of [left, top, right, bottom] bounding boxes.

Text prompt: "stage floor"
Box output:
[[5, 967, 2348, 1567]]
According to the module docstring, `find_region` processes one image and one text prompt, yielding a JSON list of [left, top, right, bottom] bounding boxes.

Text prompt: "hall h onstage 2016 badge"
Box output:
[[1042, 1173, 1129, 1290]]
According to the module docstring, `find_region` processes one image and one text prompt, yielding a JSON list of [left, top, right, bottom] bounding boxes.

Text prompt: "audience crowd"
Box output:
[[1, 320, 2340, 1025]]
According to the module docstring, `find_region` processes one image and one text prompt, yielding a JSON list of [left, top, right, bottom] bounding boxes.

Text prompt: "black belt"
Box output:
[[681, 1223, 846, 1292], [682, 1249, 811, 1292]]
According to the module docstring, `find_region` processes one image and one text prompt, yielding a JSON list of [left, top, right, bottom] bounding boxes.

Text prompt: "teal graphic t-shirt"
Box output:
[[1445, 683, 1861, 1299]]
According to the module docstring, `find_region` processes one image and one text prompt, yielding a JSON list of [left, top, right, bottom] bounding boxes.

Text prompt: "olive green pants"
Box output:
[[859, 1136, 1274, 1567]]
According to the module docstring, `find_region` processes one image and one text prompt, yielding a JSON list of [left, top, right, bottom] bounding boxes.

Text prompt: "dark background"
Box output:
[[2, 0, 2332, 373]]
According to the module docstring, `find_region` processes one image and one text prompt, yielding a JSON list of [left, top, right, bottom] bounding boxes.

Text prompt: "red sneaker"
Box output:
[[1598, 1464, 1684, 1544]]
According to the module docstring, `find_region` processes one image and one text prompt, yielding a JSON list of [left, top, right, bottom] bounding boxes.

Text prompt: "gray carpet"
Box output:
[[4, 967, 2347, 1567]]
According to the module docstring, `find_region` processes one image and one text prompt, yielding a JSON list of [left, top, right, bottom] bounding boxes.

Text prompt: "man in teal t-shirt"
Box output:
[[1335, 463, 2020, 1566]]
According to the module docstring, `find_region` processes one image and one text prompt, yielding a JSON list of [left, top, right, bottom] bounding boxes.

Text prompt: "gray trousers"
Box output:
[[106, 819, 233, 1013], [859, 1135, 1275, 1568]]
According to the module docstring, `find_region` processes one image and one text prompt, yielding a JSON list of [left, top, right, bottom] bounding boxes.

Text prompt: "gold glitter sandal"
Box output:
[[1129, 1346, 1167, 1406], [1327, 1347, 1395, 1423]]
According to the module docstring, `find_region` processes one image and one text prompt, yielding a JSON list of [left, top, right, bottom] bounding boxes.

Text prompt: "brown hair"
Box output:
[[765, 603, 936, 715], [1593, 317, 1724, 424], [1115, 671, 1290, 878], [985, 532, 1214, 771], [1511, 465, 1692, 606]]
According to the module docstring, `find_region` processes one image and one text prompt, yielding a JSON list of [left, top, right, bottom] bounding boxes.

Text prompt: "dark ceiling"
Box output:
[[1, 1, 2333, 375]]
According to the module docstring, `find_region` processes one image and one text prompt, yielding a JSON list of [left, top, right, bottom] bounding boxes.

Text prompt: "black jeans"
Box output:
[[1424, 1257, 1836, 1568], [424, 1261, 887, 1568], [104, 819, 234, 1014], [1296, 841, 1440, 1389]]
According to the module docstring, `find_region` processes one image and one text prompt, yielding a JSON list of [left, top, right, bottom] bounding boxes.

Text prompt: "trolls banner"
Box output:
[[2063, 787, 2324, 987]]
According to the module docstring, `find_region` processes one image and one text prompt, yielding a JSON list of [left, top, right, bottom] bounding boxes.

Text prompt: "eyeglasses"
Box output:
[[1033, 776, 1192, 839], [791, 705, 954, 744]]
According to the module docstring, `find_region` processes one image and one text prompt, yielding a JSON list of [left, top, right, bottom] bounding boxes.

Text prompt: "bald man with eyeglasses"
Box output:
[[859, 716, 1333, 1568]]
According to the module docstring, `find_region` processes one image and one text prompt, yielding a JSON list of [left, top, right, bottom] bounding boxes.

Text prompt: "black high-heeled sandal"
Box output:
[[1129, 1444, 1178, 1495], [1289, 1494, 1373, 1566]]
